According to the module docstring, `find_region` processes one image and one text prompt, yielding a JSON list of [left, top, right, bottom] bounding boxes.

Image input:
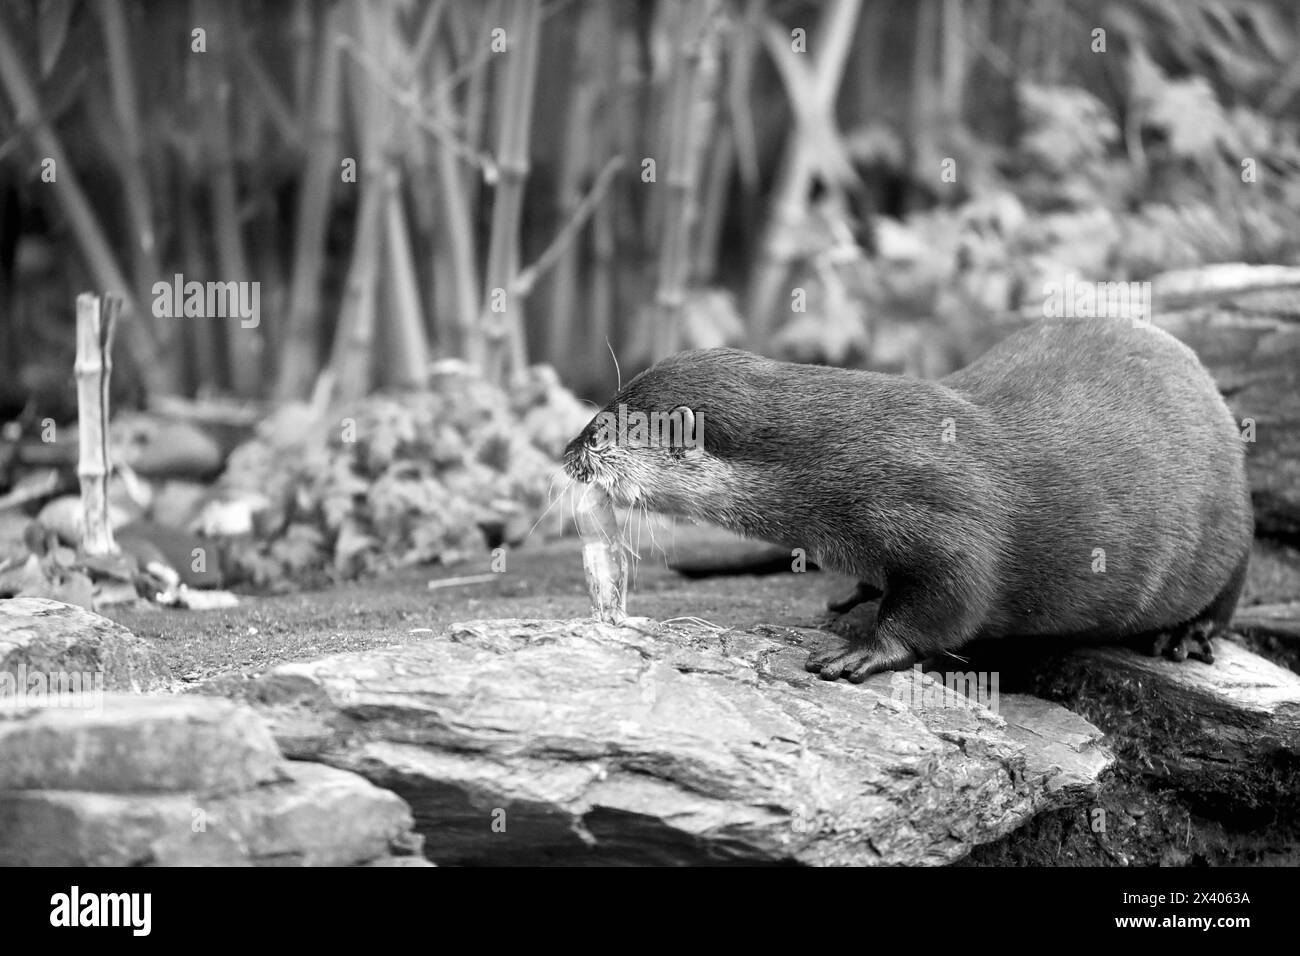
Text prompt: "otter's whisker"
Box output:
[[619, 494, 637, 545], [639, 505, 653, 564], [606, 338, 622, 392], [525, 471, 572, 543], [659, 513, 674, 564], [617, 502, 644, 564], [642, 504, 669, 567]]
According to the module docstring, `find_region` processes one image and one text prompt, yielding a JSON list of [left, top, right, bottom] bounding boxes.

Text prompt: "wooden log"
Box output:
[[1031, 640, 1300, 817]]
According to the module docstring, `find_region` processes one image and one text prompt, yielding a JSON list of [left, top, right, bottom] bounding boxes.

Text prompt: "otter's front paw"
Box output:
[[1149, 621, 1216, 664], [805, 639, 916, 683]]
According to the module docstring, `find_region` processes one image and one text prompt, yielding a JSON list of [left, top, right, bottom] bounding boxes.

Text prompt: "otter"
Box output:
[[563, 318, 1254, 682]]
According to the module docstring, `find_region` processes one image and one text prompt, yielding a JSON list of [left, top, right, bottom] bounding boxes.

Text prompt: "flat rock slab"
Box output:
[[1034, 639, 1300, 816], [235, 618, 1112, 866], [0, 598, 168, 694], [0, 760, 418, 866], [0, 692, 424, 866], [0, 694, 286, 795]]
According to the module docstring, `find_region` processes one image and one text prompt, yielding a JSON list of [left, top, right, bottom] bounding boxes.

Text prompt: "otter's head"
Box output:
[[564, 348, 773, 518]]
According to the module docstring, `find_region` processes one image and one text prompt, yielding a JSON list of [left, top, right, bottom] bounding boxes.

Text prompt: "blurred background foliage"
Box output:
[[3, 0, 1300, 418]]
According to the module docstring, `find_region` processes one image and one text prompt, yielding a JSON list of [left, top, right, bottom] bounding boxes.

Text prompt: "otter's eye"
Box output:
[[587, 431, 610, 450]]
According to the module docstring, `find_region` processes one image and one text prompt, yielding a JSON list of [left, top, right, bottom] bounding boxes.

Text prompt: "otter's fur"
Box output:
[[564, 319, 1254, 681]]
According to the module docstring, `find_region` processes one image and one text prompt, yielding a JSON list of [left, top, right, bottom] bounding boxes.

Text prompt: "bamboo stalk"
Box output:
[[327, 0, 395, 400], [339, 33, 496, 174], [728, 0, 764, 198], [372, 0, 429, 387], [382, 188, 431, 386], [341, 21, 493, 374], [744, 0, 862, 349], [652, 0, 719, 357], [543, 14, 590, 371], [197, 0, 262, 396], [479, 0, 542, 382], [911, 0, 940, 176], [587, 5, 623, 377], [514, 155, 623, 299], [74, 293, 120, 557], [411, 0, 448, 63], [694, 122, 733, 284], [432, 0, 497, 102], [449, 0, 495, 167], [546, 2, 604, 370], [631, 1, 658, 252], [401, 0, 446, 338], [235, 39, 302, 145], [255, 204, 290, 365], [849, 0, 886, 125], [98, 0, 163, 318], [328, 171, 387, 401], [276, 0, 345, 398], [430, 38, 482, 358], [406, 2, 448, 354], [941, 0, 966, 121], [290, 0, 316, 119], [207, 81, 262, 395], [449, 150, 621, 369], [0, 16, 173, 394], [587, 184, 617, 379], [177, 158, 219, 393], [460, 2, 491, 268]]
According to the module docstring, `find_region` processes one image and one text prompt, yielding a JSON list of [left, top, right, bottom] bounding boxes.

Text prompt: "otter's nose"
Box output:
[[563, 436, 593, 482]]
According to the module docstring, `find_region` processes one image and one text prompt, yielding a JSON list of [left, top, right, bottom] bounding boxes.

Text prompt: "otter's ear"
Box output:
[[671, 405, 695, 435], [668, 405, 702, 459]]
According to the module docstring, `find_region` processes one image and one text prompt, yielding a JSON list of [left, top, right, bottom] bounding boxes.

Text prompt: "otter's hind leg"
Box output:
[[1149, 548, 1250, 665], [1150, 620, 1217, 664]]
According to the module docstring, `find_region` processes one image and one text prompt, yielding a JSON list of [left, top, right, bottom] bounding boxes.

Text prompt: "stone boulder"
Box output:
[[0, 695, 284, 795], [0, 598, 168, 694], [0, 694, 423, 866], [234, 618, 1113, 866]]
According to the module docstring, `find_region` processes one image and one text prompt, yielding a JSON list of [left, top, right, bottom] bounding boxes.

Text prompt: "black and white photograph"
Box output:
[[0, 0, 1295, 919]]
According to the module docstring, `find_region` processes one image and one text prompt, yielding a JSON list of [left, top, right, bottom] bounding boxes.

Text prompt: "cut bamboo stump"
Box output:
[[73, 292, 121, 558]]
